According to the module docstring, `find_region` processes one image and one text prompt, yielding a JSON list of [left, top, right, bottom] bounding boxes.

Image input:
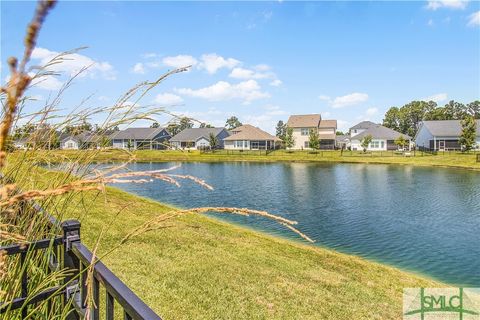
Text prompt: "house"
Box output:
[[169, 127, 230, 150], [223, 124, 281, 150], [60, 132, 106, 150], [110, 127, 170, 150], [13, 138, 28, 150], [415, 120, 480, 151], [286, 114, 337, 149], [348, 121, 411, 151]]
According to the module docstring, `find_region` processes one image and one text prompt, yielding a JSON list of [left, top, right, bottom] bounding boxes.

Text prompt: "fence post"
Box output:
[[62, 220, 82, 320]]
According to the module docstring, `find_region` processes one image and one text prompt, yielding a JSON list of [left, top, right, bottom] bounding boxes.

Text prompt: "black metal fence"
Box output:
[[0, 205, 161, 319]]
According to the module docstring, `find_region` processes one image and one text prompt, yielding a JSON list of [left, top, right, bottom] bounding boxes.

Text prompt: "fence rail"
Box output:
[[0, 203, 161, 319]]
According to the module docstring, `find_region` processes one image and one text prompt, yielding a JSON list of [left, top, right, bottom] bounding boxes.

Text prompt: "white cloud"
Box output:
[[131, 62, 145, 74], [176, 80, 269, 104], [28, 72, 63, 90], [426, 0, 468, 10], [98, 96, 110, 102], [366, 107, 379, 116], [467, 10, 480, 26], [31, 47, 116, 80], [427, 19, 435, 26], [422, 93, 448, 102], [153, 93, 184, 105], [318, 95, 331, 101], [198, 53, 240, 74], [162, 55, 198, 69], [270, 79, 282, 87], [337, 120, 350, 132], [142, 53, 158, 59], [229, 67, 273, 79], [323, 111, 331, 117], [255, 64, 271, 71], [330, 93, 369, 108], [264, 104, 287, 116]]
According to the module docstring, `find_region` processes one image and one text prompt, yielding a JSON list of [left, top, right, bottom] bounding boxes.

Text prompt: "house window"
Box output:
[[354, 129, 357, 133], [304, 141, 309, 148], [301, 128, 309, 136], [381, 141, 385, 149], [370, 141, 380, 149]]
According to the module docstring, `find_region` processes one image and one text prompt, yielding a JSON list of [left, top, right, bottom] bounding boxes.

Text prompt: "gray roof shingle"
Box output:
[[170, 128, 226, 142], [420, 120, 480, 137], [352, 124, 411, 140], [350, 121, 377, 130], [110, 127, 167, 140]]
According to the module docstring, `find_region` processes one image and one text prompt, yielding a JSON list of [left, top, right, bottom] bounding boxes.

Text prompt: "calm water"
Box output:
[[100, 162, 479, 286]]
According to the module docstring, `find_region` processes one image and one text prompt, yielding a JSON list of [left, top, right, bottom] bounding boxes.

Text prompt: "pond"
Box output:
[[97, 162, 480, 286]]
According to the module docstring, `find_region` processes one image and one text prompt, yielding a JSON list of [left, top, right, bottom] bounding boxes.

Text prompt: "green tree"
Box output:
[[467, 100, 480, 119], [459, 116, 477, 152], [179, 117, 194, 131], [383, 101, 436, 137], [150, 122, 160, 128], [64, 120, 92, 135], [167, 123, 181, 136], [275, 120, 287, 141], [336, 130, 344, 135], [284, 127, 295, 149], [382, 107, 401, 132], [225, 116, 242, 130], [361, 134, 373, 152], [394, 135, 408, 150], [208, 132, 219, 150], [308, 129, 320, 150], [443, 100, 468, 120]]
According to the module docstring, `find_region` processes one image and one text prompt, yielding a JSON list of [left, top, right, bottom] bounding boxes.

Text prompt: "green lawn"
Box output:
[[25, 148, 480, 171], [18, 166, 445, 320]]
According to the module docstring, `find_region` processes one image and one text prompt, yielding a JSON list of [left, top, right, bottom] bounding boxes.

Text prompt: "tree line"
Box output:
[[382, 100, 479, 137]]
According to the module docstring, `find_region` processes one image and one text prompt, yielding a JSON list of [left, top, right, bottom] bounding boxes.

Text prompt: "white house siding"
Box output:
[[195, 138, 210, 149], [62, 139, 79, 150], [224, 140, 250, 150], [415, 125, 434, 150], [349, 128, 366, 138], [350, 139, 387, 151]]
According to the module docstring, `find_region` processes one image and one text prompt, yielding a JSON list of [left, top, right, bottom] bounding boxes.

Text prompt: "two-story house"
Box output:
[[286, 114, 337, 149]]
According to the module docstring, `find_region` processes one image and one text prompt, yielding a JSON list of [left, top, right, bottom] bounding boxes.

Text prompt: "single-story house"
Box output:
[[169, 127, 230, 150], [348, 121, 412, 151], [415, 120, 480, 151], [110, 127, 170, 150], [286, 114, 337, 149], [61, 132, 106, 150], [13, 138, 28, 150], [223, 124, 281, 150]]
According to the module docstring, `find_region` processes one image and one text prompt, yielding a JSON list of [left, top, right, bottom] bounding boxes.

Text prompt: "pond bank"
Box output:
[[26, 149, 480, 171]]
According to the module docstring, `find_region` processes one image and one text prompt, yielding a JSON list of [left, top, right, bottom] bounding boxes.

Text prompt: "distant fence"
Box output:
[[0, 201, 161, 319], [477, 154, 480, 163]]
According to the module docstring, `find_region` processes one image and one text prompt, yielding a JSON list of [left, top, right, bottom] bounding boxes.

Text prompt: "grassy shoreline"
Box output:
[[14, 163, 445, 319], [24, 149, 480, 171]]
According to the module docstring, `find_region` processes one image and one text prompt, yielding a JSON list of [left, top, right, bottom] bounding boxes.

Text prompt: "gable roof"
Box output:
[[62, 131, 105, 143], [352, 124, 411, 140], [319, 119, 337, 129], [110, 127, 167, 140], [419, 120, 480, 137], [350, 121, 377, 130], [170, 128, 226, 142], [287, 114, 321, 128], [223, 124, 281, 141]]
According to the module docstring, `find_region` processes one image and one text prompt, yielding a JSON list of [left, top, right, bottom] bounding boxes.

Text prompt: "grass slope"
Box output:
[[27, 149, 480, 171], [20, 168, 443, 320]]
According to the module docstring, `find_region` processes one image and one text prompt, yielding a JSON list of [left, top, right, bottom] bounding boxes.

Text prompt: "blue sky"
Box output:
[[1, 1, 479, 132]]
